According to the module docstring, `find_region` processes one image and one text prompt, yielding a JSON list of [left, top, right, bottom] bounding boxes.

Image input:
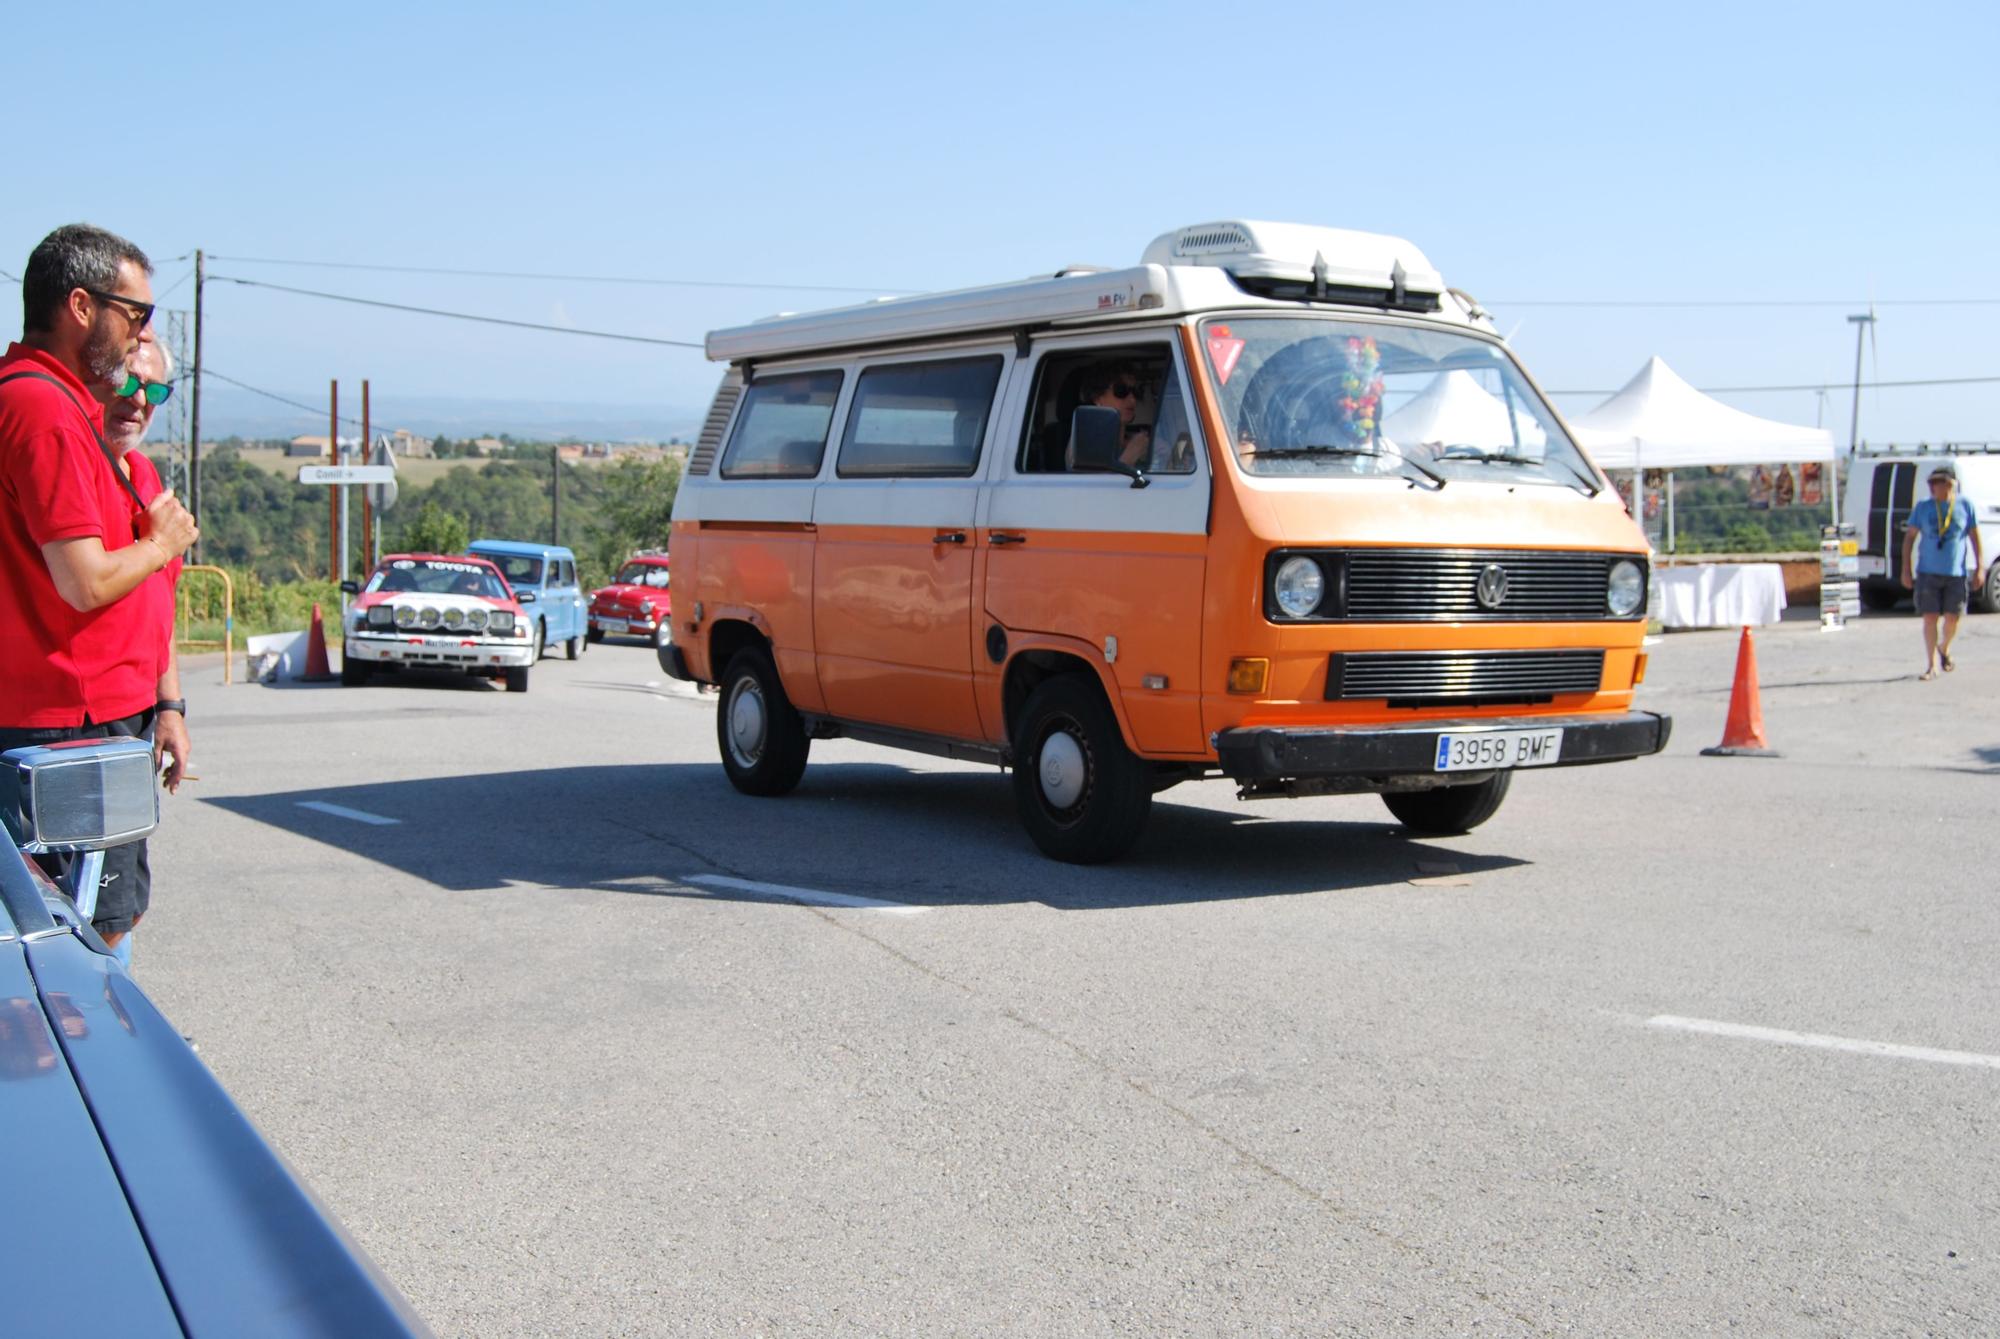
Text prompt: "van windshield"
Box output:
[[1200, 317, 1596, 490]]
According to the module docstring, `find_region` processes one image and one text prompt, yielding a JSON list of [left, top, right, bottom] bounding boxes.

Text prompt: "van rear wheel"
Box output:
[[717, 647, 809, 796], [1382, 771, 1512, 835], [1975, 563, 2000, 615], [1011, 675, 1152, 864]]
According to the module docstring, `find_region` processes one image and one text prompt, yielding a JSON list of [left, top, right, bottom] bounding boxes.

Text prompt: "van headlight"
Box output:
[[1273, 556, 1326, 619], [1608, 559, 1645, 616]]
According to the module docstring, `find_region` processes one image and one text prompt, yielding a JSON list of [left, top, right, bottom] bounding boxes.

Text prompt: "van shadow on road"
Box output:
[[206, 763, 1527, 911]]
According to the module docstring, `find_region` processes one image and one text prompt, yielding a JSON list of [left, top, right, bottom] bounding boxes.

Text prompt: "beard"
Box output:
[[82, 315, 131, 387]]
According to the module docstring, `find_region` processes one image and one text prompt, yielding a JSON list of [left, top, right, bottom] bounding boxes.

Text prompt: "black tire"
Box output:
[[566, 633, 583, 660], [340, 648, 372, 687], [1382, 771, 1513, 835], [655, 620, 678, 676], [716, 646, 809, 796], [586, 625, 605, 644], [1859, 581, 1903, 612], [1010, 675, 1152, 864], [505, 665, 530, 693], [530, 621, 546, 661]]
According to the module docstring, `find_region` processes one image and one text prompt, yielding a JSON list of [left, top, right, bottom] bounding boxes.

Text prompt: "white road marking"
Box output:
[[683, 874, 926, 915], [1646, 1014, 2000, 1071], [296, 800, 401, 826]]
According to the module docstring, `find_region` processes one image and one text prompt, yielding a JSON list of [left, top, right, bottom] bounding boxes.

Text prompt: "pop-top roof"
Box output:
[[705, 220, 1464, 363]]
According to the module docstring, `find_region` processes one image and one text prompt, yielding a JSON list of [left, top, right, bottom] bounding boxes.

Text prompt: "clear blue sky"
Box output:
[[4, 0, 1996, 442]]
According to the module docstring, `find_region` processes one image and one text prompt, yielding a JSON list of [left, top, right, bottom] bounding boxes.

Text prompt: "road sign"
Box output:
[[298, 465, 396, 485]]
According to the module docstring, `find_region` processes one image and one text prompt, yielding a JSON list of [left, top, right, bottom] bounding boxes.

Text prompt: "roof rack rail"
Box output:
[[1853, 440, 2000, 457]]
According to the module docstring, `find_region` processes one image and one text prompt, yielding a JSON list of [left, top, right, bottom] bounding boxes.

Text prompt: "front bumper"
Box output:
[[591, 612, 659, 635], [346, 632, 535, 671], [1214, 710, 1672, 782]]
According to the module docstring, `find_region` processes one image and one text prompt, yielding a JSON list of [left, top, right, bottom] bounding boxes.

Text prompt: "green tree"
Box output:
[[583, 454, 680, 587], [400, 498, 471, 555]]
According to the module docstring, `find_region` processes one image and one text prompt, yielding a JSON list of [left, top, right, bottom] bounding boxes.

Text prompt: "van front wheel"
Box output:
[[1011, 676, 1152, 863], [717, 647, 809, 796], [1382, 771, 1512, 835]]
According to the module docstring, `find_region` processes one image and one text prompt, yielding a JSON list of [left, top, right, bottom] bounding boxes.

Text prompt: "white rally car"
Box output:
[[341, 553, 539, 692]]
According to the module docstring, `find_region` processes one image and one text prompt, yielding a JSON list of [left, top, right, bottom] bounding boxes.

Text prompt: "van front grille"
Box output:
[[1327, 650, 1605, 706], [1343, 549, 1624, 622]]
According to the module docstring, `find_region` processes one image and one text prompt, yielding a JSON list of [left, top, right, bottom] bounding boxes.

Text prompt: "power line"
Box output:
[[208, 275, 706, 348], [1545, 374, 2000, 396], [201, 367, 368, 430], [211, 253, 915, 296]]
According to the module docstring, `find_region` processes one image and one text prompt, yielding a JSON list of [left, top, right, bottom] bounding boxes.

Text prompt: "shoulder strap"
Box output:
[[0, 369, 150, 511]]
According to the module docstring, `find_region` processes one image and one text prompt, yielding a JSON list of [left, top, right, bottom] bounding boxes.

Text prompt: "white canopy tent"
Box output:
[[1383, 370, 1540, 449], [1567, 357, 1837, 550], [1569, 356, 1834, 470]]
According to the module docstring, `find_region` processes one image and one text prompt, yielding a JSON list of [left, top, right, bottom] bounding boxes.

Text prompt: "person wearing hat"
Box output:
[[1900, 463, 1984, 680]]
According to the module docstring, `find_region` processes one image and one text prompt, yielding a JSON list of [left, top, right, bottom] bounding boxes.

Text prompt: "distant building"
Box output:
[[472, 437, 505, 456], [387, 428, 433, 459]]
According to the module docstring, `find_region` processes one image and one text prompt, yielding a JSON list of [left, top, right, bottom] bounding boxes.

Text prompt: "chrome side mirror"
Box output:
[[0, 738, 158, 855]]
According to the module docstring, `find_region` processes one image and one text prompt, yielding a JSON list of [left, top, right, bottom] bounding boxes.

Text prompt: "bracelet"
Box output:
[[142, 535, 170, 569], [155, 699, 187, 717]]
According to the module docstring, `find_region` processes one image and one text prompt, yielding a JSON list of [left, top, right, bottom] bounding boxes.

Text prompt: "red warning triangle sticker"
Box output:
[[1206, 335, 1245, 385]]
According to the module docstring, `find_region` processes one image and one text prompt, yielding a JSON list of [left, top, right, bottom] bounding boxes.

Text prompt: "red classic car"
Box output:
[[587, 553, 671, 646]]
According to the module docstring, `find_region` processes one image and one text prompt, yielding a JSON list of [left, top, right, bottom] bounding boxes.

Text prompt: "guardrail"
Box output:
[[175, 564, 235, 686]]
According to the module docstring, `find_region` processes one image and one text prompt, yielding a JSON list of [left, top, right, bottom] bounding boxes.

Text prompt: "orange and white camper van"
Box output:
[[661, 220, 1669, 862]]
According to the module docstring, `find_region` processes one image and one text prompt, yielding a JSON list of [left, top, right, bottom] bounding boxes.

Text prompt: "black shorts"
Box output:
[[1914, 571, 1970, 616], [0, 709, 154, 935]]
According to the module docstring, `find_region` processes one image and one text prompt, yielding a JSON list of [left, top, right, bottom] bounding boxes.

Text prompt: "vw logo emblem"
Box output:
[[1475, 563, 1509, 610]]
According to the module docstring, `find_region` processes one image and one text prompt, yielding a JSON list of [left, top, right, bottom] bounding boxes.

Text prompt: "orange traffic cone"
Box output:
[[300, 602, 337, 682], [1701, 626, 1779, 757]]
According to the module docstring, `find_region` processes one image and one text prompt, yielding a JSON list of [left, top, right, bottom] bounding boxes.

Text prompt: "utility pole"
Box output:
[[1841, 310, 1876, 523], [360, 380, 373, 577], [328, 380, 340, 582], [189, 249, 204, 561], [551, 444, 561, 545]]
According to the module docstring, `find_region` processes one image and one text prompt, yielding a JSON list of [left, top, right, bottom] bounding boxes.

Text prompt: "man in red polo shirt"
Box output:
[[0, 223, 198, 954]]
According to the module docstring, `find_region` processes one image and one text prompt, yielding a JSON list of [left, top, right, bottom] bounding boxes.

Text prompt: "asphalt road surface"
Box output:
[[141, 610, 1998, 1338]]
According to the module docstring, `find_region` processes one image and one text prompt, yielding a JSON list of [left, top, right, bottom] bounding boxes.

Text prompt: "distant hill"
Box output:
[[193, 386, 709, 443]]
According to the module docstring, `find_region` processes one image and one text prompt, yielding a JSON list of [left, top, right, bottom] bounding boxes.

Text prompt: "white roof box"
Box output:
[[1141, 220, 1446, 311]]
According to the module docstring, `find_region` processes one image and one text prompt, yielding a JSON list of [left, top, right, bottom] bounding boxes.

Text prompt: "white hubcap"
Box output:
[[728, 683, 766, 765], [1038, 730, 1086, 810]]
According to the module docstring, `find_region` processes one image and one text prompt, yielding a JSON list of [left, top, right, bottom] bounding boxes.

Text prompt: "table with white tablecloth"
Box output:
[[1654, 562, 1788, 629]]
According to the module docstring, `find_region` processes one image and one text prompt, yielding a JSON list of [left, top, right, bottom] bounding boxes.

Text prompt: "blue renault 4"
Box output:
[[467, 539, 588, 660]]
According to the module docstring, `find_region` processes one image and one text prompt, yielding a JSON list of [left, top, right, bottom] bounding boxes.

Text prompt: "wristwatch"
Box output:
[[156, 699, 187, 717]]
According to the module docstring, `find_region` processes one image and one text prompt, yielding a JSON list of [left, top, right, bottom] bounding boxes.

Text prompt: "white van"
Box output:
[[1844, 447, 2000, 611]]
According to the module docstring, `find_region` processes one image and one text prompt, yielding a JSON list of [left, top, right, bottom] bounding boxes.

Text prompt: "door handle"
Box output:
[[931, 531, 967, 545], [989, 532, 1027, 546]]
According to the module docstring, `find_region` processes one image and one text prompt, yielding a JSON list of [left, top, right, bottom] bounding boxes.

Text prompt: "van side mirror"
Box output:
[[515, 590, 538, 603], [1066, 407, 1150, 489], [339, 580, 359, 595]]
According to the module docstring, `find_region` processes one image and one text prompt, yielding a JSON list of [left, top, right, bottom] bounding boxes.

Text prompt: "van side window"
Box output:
[[835, 356, 1003, 479], [1018, 346, 1196, 475], [719, 371, 844, 479]]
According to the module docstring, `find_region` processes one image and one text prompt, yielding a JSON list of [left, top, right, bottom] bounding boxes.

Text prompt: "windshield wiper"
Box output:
[[1434, 445, 1599, 496], [1248, 443, 1446, 489]]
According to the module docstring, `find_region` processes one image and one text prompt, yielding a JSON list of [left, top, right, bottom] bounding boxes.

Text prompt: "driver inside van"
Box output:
[[1077, 361, 1153, 469]]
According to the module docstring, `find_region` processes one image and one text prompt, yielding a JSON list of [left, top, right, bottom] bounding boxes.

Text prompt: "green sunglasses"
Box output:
[[113, 371, 174, 406]]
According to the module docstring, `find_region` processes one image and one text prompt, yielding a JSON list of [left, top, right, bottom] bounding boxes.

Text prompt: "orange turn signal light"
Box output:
[[1633, 652, 1649, 686], [1227, 657, 1269, 695]]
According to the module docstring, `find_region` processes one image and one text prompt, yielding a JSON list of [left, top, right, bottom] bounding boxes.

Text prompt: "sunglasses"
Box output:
[[82, 287, 156, 329], [1108, 382, 1140, 399], [112, 370, 174, 406]]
